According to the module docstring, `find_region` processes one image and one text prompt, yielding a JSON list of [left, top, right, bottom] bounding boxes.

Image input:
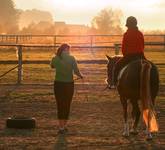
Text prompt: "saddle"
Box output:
[[117, 59, 147, 83]]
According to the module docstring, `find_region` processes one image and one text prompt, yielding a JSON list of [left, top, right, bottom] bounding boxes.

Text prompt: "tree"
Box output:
[[91, 8, 123, 34], [0, 0, 19, 33]]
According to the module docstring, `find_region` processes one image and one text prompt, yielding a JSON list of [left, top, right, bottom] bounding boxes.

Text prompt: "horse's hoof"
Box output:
[[146, 134, 153, 141], [130, 131, 138, 135], [130, 129, 138, 135], [146, 137, 153, 141], [122, 132, 129, 137]]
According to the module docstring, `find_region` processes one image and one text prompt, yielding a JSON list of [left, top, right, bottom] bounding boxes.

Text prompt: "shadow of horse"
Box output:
[[54, 134, 68, 150]]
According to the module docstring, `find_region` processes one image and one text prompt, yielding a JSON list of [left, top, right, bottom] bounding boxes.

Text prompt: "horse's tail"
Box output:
[[140, 60, 159, 132]]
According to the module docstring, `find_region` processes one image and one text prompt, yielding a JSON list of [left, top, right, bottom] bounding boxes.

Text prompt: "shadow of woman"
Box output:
[[54, 134, 68, 150]]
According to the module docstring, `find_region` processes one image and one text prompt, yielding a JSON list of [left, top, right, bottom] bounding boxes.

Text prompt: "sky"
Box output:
[[14, 0, 165, 30]]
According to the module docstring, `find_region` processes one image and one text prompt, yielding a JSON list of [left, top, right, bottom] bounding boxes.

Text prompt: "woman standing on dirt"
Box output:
[[51, 43, 83, 134]]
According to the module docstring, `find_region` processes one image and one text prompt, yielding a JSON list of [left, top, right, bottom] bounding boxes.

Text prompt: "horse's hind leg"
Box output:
[[130, 99, 140, 134], [120, 97, 129, 137]]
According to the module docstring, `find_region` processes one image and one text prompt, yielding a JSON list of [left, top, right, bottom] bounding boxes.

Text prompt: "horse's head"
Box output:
[[106, 55, 122, 87]]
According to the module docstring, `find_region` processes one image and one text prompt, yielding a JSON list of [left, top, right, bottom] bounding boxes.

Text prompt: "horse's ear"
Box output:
[[106, 55, 112, 60]]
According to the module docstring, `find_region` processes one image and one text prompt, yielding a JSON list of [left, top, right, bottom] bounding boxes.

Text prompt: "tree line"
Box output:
[[0, 0, 125, 34], [1, 0, 164, 35]]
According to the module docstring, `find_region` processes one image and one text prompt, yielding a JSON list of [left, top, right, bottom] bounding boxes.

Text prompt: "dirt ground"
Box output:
[[0, 48, 165, 149], [0, 82, 164, 150]]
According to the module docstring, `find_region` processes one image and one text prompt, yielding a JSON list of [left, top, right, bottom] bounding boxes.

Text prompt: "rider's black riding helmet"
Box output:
[[126, 16, 137, 28]]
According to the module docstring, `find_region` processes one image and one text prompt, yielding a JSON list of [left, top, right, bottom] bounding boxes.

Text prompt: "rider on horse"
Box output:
[[112, 16, 145, 87]]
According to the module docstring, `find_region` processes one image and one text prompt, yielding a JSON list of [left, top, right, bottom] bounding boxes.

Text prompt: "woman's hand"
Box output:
[[79, 75, 83, 79]]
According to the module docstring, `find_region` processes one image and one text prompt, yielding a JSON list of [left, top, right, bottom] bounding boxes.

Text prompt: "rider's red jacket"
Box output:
[[122, 28, 144, 56]]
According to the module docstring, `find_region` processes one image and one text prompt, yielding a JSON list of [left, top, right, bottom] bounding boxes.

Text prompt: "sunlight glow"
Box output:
[[14, 0, 165, 30], [128, 0, 159, 12]]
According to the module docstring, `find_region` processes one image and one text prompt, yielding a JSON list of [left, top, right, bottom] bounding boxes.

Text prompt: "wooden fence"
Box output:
[[0, 34, 165, 49], [0, 34, 165, 84]]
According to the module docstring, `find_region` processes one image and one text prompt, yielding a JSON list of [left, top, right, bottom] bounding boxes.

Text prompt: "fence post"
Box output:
[[2, 35, 4, 42], [16, 35, 19, 44], [17, 45, 23, 84], [5, 35, 8, 41], [90, 35, 93, 54], [164, 35, 165, 50], [90, 35, 93, 48], [54, 36, 57, 51], [114, 44, 120, 55]]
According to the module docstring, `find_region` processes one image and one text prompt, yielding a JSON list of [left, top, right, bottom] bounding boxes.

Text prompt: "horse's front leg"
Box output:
[[120, 96, 129, 137]]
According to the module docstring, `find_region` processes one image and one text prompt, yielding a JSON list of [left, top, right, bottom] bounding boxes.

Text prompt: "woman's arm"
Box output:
[[72, 57, 83, 78], [50, 57, 56, 68]]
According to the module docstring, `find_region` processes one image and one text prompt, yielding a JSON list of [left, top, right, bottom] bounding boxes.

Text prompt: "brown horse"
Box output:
[[106, 55, 159, 139]]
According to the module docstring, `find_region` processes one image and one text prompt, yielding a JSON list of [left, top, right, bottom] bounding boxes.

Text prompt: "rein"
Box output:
[[74, 77, 89, 101]]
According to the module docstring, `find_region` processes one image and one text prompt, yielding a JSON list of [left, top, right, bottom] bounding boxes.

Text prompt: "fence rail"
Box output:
[[0, 65, 18, 78], [0, 34, 165, 37], [0, 41, 165, 84], [0, 34, 165, 48]]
